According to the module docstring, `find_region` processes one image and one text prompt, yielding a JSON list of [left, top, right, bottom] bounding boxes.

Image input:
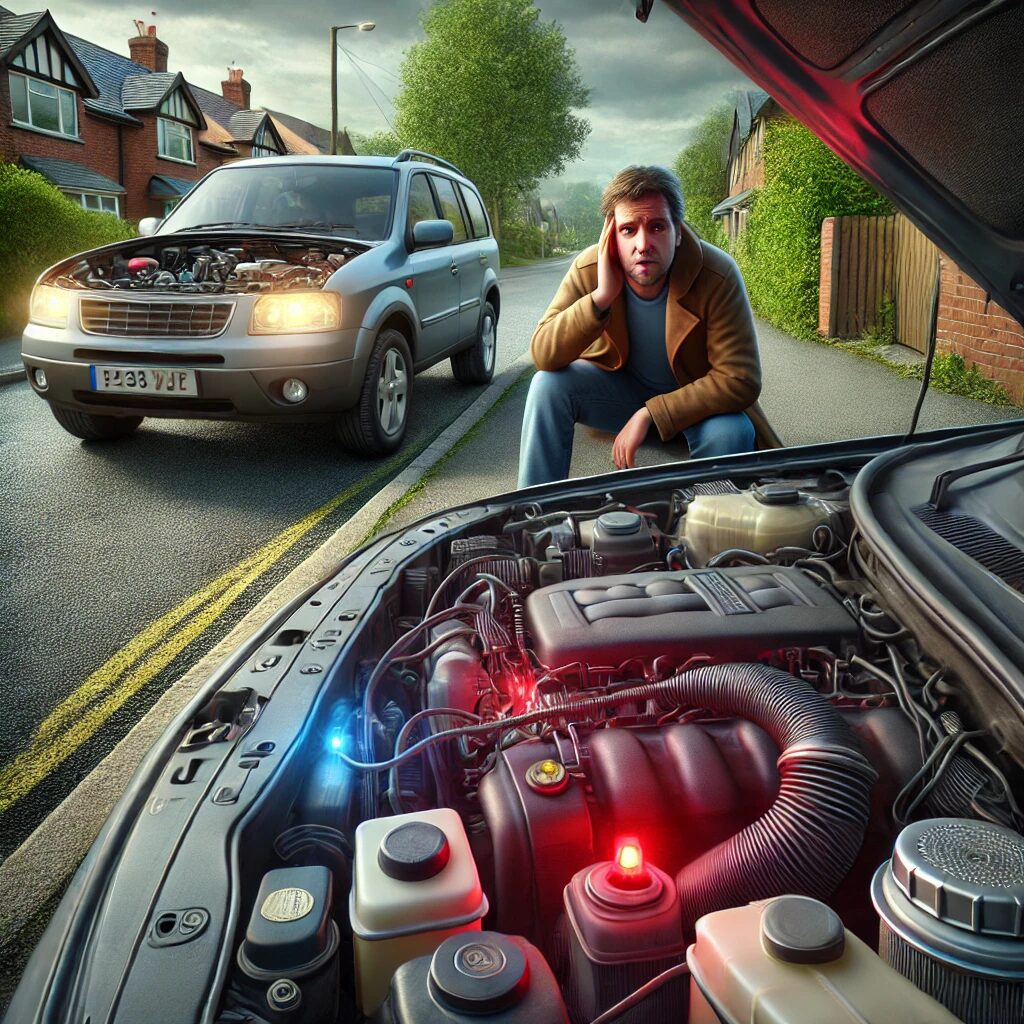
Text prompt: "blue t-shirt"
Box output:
[[623, 282, 677, 394]]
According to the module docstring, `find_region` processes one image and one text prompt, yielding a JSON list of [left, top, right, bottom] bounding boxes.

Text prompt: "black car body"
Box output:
[[7, 3, 1024, 1023]]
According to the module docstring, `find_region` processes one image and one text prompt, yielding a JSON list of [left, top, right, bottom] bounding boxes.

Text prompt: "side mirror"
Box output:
[[137, 217, 161, 237], [412, 219, 454, 249]]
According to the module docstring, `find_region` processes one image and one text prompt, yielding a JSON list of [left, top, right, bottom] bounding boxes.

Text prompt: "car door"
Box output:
[[457, 181, 496, 328], [404, 172, 460, 365], [429, 174, 479, 344]]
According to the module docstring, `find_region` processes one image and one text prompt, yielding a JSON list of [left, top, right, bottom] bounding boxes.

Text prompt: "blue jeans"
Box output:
[[517, 360, 756, 487]]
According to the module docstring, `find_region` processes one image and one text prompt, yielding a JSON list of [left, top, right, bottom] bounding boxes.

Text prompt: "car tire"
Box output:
[[450, 300, 497, 385], [50, 404, 143, 441], [337, 329, 413, 456]]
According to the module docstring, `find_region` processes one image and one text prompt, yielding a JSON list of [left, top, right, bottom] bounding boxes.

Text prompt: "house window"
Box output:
[[62, 191, 119, 215], [162, 197, 180, 217], [9, 71, 78, 137], [251, 122, 279, 159], [157, 117, 194, 163]]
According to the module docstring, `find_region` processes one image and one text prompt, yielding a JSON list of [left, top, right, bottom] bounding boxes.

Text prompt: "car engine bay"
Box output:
[[203, 446, 1024, 1024], [47, 236, 359, 295]]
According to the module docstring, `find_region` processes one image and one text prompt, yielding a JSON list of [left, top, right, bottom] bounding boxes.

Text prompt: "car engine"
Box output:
[[213, 466, 1024, 1024], [51, 236, 357, 294]]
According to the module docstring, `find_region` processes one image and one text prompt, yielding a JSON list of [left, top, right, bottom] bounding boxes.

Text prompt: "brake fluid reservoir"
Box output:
[[350, 808, 488, 1015], [679, 485, 830, 565]]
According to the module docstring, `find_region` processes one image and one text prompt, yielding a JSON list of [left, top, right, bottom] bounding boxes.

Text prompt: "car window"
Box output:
[[407, 173, 438, 232], [458, 184, 490, 239], [430, 175, 469, 242], [159, 164, 397, 240]]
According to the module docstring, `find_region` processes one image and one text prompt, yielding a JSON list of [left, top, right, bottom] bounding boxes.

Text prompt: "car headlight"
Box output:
[[29, 284, 70, 328], [250, 292, 341, 335]]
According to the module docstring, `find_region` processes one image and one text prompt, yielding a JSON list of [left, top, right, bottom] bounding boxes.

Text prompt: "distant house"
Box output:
[[0, 7, 335, 220], [711, 89, 786, 240]]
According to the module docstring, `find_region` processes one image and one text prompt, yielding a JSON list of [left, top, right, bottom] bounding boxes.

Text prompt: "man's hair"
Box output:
[[600, 165, 685, 225]]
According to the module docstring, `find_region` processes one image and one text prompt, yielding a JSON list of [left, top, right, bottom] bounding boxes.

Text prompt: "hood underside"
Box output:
[[665, 0, 1024, 326]]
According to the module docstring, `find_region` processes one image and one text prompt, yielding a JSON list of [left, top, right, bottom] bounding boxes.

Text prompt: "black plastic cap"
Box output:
[[761, 896, 846, 964], [429, 932, 529, 1013], [596, 511, 642, 535], [378, 821, 451, 882]]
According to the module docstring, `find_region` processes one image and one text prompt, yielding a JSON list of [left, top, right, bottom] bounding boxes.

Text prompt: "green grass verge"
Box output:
[[353, 372, 533, 548], [823, 335, 1018, 407]]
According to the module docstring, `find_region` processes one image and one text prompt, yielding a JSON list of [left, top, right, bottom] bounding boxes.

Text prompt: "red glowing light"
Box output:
[[617, 842, 642, 872]]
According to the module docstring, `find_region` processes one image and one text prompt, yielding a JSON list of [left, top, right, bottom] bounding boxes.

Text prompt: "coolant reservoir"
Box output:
[[679, 485, 831, 565], [350, 808, 488, 1015], [687, 896, 961, 1023]]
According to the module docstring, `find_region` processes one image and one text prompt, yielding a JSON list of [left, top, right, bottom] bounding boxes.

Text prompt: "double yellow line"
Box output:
[[0, 457, 403, 814]]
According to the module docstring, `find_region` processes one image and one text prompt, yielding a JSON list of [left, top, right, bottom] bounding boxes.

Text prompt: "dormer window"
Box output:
[[9, 71, 78, 138], [157, 87, 197, 164], [251, 122, 279, 159]]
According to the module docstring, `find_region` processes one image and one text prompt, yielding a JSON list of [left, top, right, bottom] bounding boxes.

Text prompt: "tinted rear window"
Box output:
[[458, 184, 490, 239]]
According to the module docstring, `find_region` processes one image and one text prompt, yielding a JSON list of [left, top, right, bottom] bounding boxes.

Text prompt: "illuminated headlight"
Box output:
[[29, 284, 69, 328], [250, 292, 341, 335], [282, 378, 308, 404]]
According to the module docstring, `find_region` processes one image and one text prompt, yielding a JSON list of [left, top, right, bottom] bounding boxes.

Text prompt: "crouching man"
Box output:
[[517, 165, 780, 488]]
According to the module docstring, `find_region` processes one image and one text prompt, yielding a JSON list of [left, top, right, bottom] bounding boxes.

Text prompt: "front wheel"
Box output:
[[336, 329, 413, 456], [450, 300, 497, 385], [50, 404, 143, 440]]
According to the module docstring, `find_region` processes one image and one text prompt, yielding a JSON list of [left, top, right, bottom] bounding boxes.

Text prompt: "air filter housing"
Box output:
[[872, 818, 1024, 1024]]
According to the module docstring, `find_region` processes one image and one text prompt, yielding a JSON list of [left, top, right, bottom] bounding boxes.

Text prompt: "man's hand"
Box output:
[[613, 407, 653, 470], [592, 213, 624, 312]]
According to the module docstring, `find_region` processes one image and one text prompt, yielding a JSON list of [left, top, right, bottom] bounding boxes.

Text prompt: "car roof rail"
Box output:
[[393, 149, 465, 177]]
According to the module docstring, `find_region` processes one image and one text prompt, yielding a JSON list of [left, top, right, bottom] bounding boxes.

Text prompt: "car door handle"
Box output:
[[450, 264, 459, 276], [479, 252, 488, 264]]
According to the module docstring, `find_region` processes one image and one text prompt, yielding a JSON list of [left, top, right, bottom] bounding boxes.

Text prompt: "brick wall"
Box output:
[[818, 217, 836, 335], [937, 256, 1024, 402]]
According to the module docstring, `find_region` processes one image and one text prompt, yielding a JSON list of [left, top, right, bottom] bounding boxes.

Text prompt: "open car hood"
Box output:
[[663, 0, 1024, 326]]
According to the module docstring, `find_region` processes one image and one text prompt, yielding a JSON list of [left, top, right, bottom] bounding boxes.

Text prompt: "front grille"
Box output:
[[73, 348, 225, 365], [73, 390, 235, 413], [80, 298, 234, 338]]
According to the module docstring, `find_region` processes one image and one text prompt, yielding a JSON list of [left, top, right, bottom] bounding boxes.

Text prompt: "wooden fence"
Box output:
[[824, 212, 939, 352]]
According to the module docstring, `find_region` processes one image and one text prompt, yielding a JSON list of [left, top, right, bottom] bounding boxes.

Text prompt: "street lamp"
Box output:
[[331, 21, 375, 156]]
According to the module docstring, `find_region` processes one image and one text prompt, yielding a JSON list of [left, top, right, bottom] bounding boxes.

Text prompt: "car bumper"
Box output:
[[21, 322, 367, 420]]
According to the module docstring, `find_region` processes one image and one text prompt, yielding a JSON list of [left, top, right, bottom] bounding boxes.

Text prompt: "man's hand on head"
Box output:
[[592, 213, 624, 313], [613, 407, 653, 470]]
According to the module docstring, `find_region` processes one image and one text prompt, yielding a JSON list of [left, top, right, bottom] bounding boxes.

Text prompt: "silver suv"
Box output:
[[21, 151, 500, 455]]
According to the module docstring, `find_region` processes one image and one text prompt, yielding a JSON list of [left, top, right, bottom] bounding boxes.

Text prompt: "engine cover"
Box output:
[[524, 565, 857, 668]]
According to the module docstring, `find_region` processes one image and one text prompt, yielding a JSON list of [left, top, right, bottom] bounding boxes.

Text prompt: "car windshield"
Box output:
[[158, 163, 398, 240]]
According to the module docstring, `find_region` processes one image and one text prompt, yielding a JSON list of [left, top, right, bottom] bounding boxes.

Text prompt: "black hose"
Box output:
[[669, 663, 877, 932]]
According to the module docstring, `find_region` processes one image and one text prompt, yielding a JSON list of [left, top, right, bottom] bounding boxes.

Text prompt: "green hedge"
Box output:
[[734, 121, 892, 340], [0, 163, 136, 335]]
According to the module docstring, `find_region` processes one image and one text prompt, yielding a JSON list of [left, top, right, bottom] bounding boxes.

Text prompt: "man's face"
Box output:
[[612, 193, 682, 294]]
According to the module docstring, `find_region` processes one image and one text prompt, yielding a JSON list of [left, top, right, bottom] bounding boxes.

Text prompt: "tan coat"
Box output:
[[530, 224, 783, 449]]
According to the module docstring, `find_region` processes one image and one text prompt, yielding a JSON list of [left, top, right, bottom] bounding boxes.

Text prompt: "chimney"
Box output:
[[221, 67, 251, 110], [128, 23, 168, 73]]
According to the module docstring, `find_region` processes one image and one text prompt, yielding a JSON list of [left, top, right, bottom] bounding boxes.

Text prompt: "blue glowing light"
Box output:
[[329, 733, 344, 753]]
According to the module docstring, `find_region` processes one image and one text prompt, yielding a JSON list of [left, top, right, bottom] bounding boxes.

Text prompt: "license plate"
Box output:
[[90, 366, 198, 397]]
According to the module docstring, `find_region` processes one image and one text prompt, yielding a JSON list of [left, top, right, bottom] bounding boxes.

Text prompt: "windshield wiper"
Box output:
[[172, 221, 262, 230]]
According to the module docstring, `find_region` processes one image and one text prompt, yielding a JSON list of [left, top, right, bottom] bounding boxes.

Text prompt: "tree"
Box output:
[[673, 104, 731, 245], [559, 181, 604, 247], [395, 0, 590, 238], [352, 129, 404, 157]]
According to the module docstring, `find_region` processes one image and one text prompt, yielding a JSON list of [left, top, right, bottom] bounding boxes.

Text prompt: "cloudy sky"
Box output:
[[36, 0, 755, 190]]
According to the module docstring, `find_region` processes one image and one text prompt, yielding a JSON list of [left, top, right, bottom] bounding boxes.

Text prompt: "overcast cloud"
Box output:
[[36, 0, 755, 191]]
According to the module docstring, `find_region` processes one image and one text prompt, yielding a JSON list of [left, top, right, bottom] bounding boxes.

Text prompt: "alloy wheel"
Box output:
[[376, 347, 409, 436]]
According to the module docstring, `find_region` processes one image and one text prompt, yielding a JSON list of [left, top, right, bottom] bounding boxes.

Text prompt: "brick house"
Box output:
[[710, 89, 785, 240], [0, 6, 334, 221]]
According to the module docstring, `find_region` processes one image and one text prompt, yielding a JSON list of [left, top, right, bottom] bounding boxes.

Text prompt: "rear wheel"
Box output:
[[336, 329, 413, 456], [50, 404, 143, 440], [450, 300, 497, 385]]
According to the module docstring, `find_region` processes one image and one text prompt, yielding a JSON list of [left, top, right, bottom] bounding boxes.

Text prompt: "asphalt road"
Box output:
[[0, 254, 573, 861]]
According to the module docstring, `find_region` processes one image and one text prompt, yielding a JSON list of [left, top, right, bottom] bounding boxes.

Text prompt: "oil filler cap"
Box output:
[[378, 821, 451, 882], [761, 896, 845, 964], [596, 511, 642, 535], [429, 932, 529, 1013]]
